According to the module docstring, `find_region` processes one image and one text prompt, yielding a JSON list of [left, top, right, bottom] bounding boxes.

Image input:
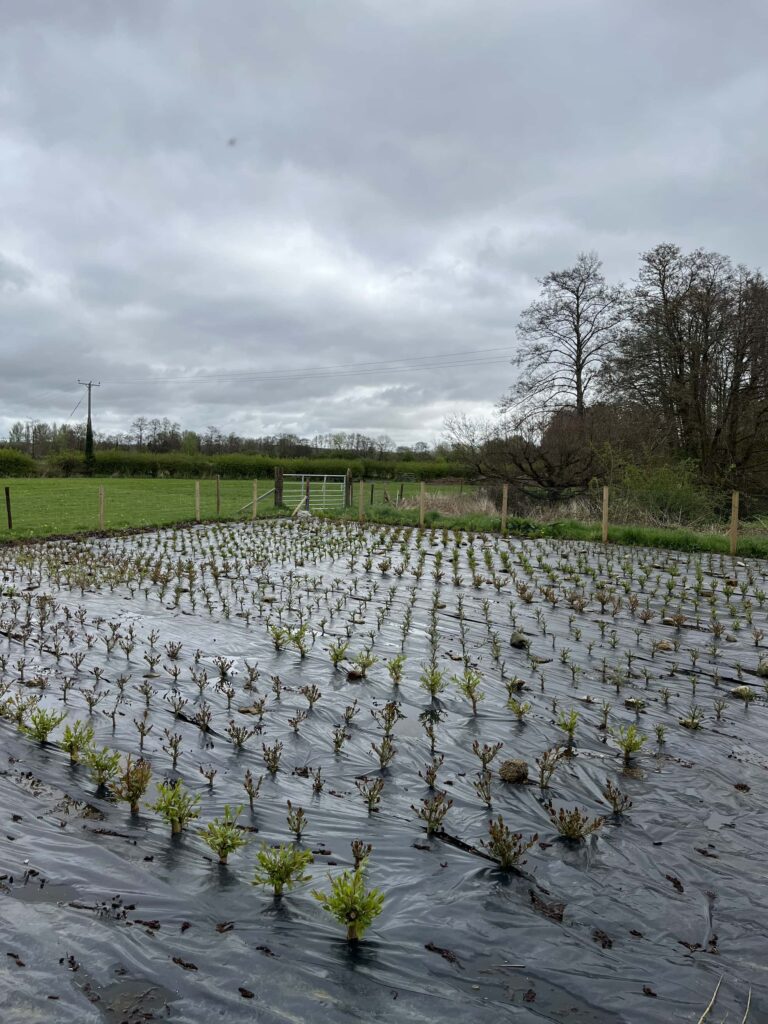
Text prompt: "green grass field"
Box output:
[[0, 478, 472, 541], [2, 476, 767, 558]]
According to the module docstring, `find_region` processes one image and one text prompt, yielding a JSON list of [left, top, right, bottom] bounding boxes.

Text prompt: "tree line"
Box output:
[[448, 244, 768, 503], [2, 419, 441, 463]]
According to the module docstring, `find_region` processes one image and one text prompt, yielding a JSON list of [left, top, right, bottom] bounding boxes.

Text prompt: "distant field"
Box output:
[[0, 477, 474, 541]]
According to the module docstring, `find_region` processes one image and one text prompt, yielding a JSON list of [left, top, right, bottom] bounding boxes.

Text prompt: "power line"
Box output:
[[103, 346, 511, 386], [171, 355, 508, 387]]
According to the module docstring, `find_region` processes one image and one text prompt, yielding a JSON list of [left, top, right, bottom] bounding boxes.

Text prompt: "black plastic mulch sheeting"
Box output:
[[0, 520, 764, 1023]]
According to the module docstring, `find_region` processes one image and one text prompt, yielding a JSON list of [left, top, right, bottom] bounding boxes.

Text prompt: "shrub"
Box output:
[[557, 708, 579, 751], [452, 669, 485, 714], [613, 461, 716, 527], [472, 740, 503, 770], [84, 746, 122, 788], [545, 801, 604, 841], [149, 780, 201, 834], [21, 707, 66, 743], [45, 449, 470, 482], [386, 654, 406, 685], [482, 816, 538, 869], [286, 800, 308, 839], [61, 720, 94, 762], [252, 843, 313, 896], [610, 723, 647, 764], [732, 685, 757, 705], [355, 776, 384, 812], [198, 804, 248, 864], [312, 866, 384, 942], [262, 741, 283, 775], [507, 697, 532, 721], [328, 640, 350, 668], [350, 650, 377, 678], [412, 791, 452, 834], [112, 755, 152, 814], [0, 448, 36, 477], [419, 664, 447, 698], [83, 746, 121, 788]]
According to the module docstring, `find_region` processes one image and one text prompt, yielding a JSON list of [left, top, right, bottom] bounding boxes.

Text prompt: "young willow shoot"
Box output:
[[112, 754, 152, 814], [149, 780, 201, 834], [412, 791, 453, 834], [452, 669, 485, 714], [286, 800, 308, 839], [61, 720, 94, 762], [386, 654, 406, 685], [611, 723, 647, 764], [85, 746, 122, 788], [482, 816, 538, 870], [602, 778, 632, 815], [22, 707, 66, 743], [356, 776, 385, 812], [546, 801, 604, 841], [198, 804, 248, 864], [252, 843, 313, 896], [312, 866, 384, 942], [419, 664, 447, 698], [557, 708, 579, 751]]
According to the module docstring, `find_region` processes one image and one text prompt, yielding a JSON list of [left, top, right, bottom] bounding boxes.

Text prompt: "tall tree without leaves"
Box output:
[[603, 243, 768, 486], [504, 252, 626, 420]]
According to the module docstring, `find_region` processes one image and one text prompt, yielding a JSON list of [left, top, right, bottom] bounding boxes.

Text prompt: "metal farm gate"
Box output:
[[276, 470, 351, 514]]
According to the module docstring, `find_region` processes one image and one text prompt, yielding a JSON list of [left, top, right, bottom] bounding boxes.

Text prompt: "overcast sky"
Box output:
[[1, 0, 766, 445]]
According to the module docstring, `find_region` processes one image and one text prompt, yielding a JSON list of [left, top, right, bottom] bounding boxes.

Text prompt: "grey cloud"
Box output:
[[1, 0, 766, 443]]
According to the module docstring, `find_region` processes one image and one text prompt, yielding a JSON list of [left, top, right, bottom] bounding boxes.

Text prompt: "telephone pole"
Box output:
[[77, 380, 100, 474]]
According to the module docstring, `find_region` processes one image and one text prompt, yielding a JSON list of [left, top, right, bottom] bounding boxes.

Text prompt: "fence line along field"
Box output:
[[0, 477, 474, 540]]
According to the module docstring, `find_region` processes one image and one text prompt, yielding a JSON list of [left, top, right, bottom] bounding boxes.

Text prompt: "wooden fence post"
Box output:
[[274, 466, 283, 507], [345, 468, 352, 507], [195, 481, 201, 521], [601, 486, 609, 544], [730, 491, 740, 556], [98, 485, 105, 531], [305, 477, 311, 511], [501, 482, 509, 536], [215, 475, 221, 517], [358, 480, 365, 523], [419, 481, 426, 528], [4, 486, 12, 530], [370, 482, 375, 506], [252, 480, 258, 521], [398, 482, 404, 504]]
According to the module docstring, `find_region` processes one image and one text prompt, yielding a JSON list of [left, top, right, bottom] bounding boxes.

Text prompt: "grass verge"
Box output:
[[321, 505, 768, 558]]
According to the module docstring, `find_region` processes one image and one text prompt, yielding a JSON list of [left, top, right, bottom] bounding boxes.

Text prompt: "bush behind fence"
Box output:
[[37, 450, 469, 481]]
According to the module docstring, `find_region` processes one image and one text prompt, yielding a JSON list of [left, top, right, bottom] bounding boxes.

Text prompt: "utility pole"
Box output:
[[78, 379, 100, 474]]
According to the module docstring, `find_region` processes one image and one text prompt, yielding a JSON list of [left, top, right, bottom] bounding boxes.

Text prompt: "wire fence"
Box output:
[[0, 478, 477, 541], [3, 477, 766, 556]]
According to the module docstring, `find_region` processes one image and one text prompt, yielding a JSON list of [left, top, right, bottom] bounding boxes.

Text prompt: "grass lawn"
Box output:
[[0, 478, 473, 541], [3, 477, 767, 558], [0, 478, 260, 540]]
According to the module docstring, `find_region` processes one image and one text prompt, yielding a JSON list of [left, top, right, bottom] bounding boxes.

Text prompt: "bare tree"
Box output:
[[443, 414, 497, 475], [604, 243, 768, 485], [130, 416, 149, 449], [504, 252, 626, 419], [445, 410, 603, 496]]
